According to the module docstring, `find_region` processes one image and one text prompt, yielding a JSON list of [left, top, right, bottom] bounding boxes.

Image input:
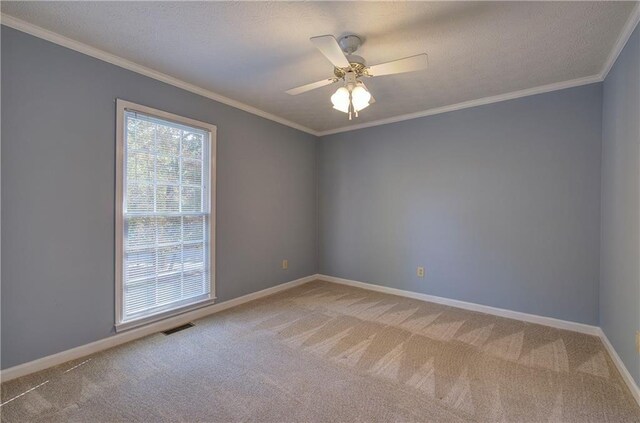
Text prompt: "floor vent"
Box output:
[[162, 322, 194, 335]]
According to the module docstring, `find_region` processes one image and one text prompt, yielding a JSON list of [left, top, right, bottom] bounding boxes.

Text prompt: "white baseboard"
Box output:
[[598, 328, 640, 407], [318, 274, 640, 406], [1, 274, 318, 382], [317, 275, 600, 336], [5, 273, 639, 408]]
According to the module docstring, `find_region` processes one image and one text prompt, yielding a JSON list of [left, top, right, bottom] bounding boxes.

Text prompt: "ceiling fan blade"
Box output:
[[310, 35, 351, 68], [367, 54, 428, 77], [285, 78, 336, 95]]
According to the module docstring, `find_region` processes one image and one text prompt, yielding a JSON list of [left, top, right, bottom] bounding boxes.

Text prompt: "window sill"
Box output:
[[115, 295, 216, 332]]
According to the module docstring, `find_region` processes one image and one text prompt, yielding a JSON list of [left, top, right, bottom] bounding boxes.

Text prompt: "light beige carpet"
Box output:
[[2, 280, 639, 422]]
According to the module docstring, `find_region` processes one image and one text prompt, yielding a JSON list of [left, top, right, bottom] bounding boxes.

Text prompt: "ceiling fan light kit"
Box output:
[[331, 73, 372, 120], [286, 33, 428, 120]]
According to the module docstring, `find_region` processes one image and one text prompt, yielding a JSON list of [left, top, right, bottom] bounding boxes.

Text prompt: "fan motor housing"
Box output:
[[333, 34, 367, 79], [334, 55, 367, 79]]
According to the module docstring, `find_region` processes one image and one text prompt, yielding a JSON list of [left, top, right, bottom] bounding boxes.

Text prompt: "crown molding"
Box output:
[[601, 1, 640, 80], [2, 3, 639, 138], [316, 1, 639, 137], [0, 13, 320, 136], [316, 74, 603, 136]]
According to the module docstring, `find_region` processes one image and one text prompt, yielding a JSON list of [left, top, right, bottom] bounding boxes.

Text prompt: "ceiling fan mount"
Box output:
[[331, 35, 366, 78], [337, 34, 362, 55]]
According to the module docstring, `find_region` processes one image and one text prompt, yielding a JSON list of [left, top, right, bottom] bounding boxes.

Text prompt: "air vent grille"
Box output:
[[162, 322, 194, 335]]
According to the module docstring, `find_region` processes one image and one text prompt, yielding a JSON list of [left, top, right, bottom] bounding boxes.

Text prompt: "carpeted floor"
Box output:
[[2, 280, 639, 422]]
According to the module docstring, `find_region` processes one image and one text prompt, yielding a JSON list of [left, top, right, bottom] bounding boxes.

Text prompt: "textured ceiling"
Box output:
[[1, 1, 636, 133]]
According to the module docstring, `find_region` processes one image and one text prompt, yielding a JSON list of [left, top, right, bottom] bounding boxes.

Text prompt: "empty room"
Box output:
[[1, 1, 639, 422]]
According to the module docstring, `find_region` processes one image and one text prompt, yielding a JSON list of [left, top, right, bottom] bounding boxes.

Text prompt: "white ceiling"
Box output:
[[2, 2, 637, 134]]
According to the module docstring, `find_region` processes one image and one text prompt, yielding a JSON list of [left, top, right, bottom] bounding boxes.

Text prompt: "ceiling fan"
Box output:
[[286, 34, 428, 120]]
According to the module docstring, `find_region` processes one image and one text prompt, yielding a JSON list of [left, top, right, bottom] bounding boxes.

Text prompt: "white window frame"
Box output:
[[115, 99, 216, 332]]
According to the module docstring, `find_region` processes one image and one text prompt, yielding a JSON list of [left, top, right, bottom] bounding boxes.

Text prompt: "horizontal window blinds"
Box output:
[[122, 110, 211, 322]]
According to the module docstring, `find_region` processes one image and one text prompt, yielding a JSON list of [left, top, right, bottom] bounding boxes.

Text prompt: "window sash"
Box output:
[[115, 99, 216, 331]]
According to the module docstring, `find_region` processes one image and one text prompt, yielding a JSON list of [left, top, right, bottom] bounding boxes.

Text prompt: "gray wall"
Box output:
[[1, 26, 318, 369], [4, 23, 634, 373], [319, 84, 603, 325], [600, 25, 640, 385]]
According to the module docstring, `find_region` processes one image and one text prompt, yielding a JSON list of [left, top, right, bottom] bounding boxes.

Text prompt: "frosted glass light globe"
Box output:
[[331, 87, 350, 113], [351, 85, 371, 112]]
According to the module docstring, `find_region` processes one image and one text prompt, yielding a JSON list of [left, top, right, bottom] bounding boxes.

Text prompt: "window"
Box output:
[[115, 100, 216, 331]]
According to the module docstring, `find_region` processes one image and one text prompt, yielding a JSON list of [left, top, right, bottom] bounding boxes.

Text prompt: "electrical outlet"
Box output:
[[282, 259, 288, 270], [417, 266, 425, 278], [636, 331, 640, 354]]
